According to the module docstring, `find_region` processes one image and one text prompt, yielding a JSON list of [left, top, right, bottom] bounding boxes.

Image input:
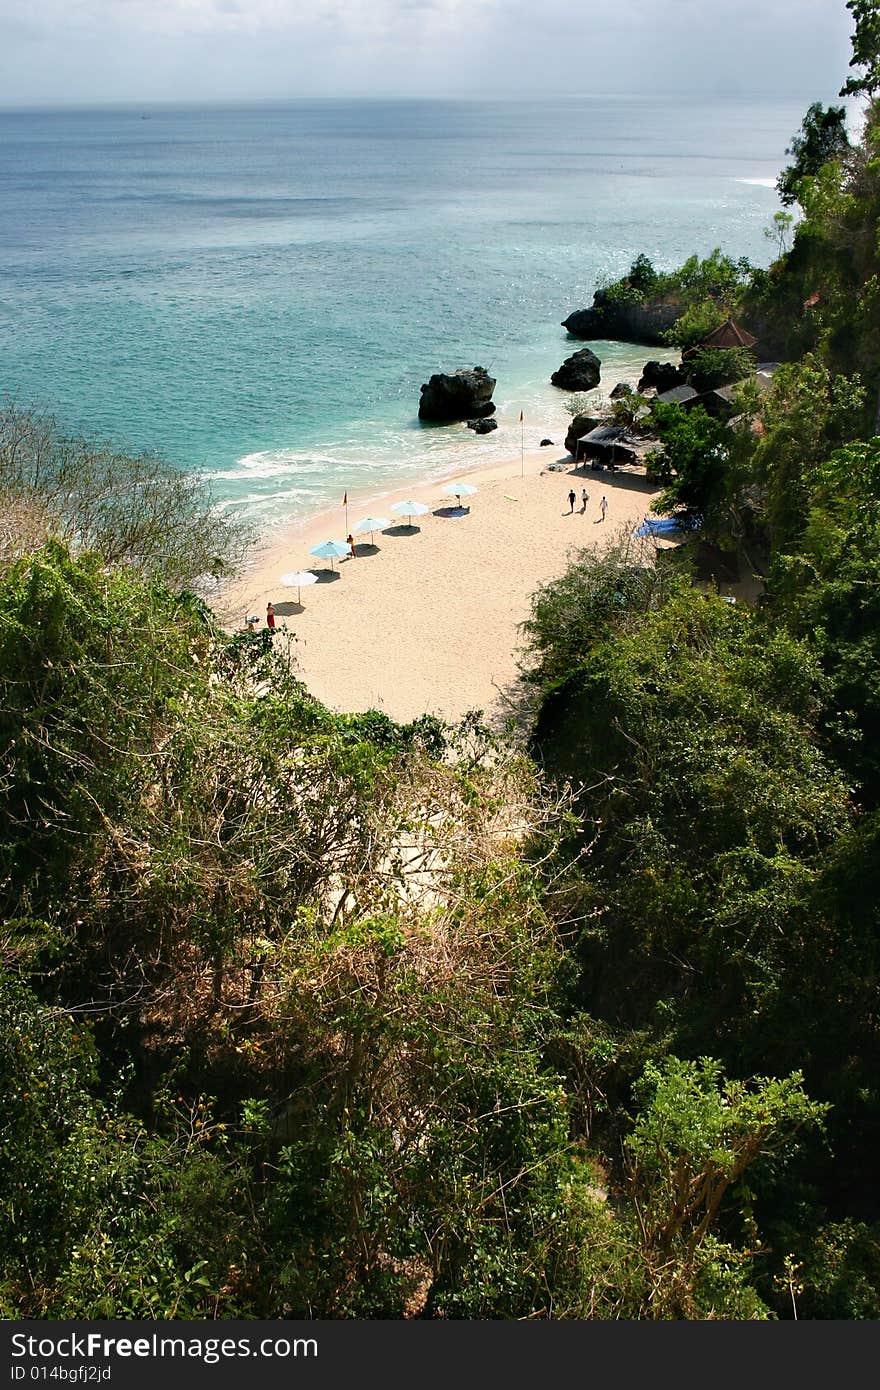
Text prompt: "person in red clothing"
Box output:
[[266, 601, 276, 629], [347, 533, 357, 557]]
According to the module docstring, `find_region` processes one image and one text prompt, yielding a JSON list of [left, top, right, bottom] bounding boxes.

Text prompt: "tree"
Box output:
[[777, 103, 850, 206], [684, 346, 755, 394], [840, 0, 880, 96], [764, 210, 795, 257], [0, 402, 249, 586], [624, 1058, 826, 1317], [627, 254, 658, 297], [767, 436, 880, 800], [520, 533, 686, 690], [646, 401, 735, 533]]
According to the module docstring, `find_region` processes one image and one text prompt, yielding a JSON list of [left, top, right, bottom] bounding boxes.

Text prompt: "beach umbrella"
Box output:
[[280, 569, 319, 603], [391, 499, 429, 527], [443, 481, 477, 506], [309, 538, 350, 570], [353, 515, 390, 545]]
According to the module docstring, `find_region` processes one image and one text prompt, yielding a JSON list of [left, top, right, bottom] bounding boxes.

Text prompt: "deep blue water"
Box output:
[[0, 98, 799, 523]]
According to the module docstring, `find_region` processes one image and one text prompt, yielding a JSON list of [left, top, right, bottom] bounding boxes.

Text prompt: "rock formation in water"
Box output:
[[562, 293, 681, 345], [418, 366, 496, 422], [551, 347, 601, 391]]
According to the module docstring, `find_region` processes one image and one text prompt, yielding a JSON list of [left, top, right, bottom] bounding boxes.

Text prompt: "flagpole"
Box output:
[[344, 492, 348, 533], [520, 411, 524, 478]]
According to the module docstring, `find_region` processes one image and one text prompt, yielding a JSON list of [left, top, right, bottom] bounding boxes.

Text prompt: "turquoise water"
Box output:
[[0, 98, 798, 524]]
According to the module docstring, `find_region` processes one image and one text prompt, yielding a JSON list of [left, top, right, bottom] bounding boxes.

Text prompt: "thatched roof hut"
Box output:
[[686, 317, 758, 355]]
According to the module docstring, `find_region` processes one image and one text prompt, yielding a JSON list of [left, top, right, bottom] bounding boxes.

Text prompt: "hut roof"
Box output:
[[695, 317, 758, 351], [656, 384, 700, 407], [581, 425, 630, 445]]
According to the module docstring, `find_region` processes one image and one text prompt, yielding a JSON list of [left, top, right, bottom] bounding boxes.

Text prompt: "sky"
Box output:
[[0, 0, 857, 106]]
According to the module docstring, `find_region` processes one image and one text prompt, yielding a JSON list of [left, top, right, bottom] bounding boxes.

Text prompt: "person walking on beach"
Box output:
[[568, 488, 576, 513], [266, 601, 276, 629], [581, 487, 589, 513], [347, 533, 357, 558], [599, 495, 608, 522]]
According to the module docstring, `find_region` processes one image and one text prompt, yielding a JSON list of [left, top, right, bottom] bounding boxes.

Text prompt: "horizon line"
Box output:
[[0, 88, 845, 116]]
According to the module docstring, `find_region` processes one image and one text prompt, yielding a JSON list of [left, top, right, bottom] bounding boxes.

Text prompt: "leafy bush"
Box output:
[[685, 346, 755, 393], [0, 401, 249, 586]]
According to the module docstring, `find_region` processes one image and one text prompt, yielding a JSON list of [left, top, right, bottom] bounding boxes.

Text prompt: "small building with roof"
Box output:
[[682, 317, 758, 359], [574, 424, 656, 468], [656, 383, 701, 409]]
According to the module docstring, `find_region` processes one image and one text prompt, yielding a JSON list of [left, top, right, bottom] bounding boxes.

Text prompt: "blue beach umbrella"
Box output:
[[309, 538, 350, 570], [391, 499, 430, 527]]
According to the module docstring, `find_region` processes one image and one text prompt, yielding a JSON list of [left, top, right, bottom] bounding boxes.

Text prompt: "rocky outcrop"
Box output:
[[540, 438, 554, 446], [564, 412, 604, 457], [562, 294, 681, 345], [638, 360, 687, 394], [551, 348, 601, 391], [467, 416, 497, 433], [609, 381, 632, 399], [419, 366, 496, 422]]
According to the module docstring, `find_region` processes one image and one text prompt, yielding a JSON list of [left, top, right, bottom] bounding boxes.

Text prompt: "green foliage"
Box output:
[[0, 970, 258, 1317], [777, 103, 850, 206], [684, 346, 755, 394], [520, 535, 687, 691], [664, 300, 727, 351], [753, 356, 867, 548], [646, 402, 734, 531], [609, 389, 651, 431], [767, 437, 880, 796], [4, 19, 880, 1319], [663, 249, 753, 308], [792, 1220, 880, 1318], [599, 254, 660, 305], [599, 250, 751, 326], [840, 0, 880, 95], [0, 541, 210, 907], [531, 587, 851, 1064], [0, 401, 249, 586], [764, 210, 795, 258], [260, 903, 581, 1318], [620, 1058, 824, 1318], [626, 253, 659, 296]]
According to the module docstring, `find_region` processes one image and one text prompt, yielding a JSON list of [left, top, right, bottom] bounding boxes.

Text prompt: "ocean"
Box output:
[[0, 97, 801, 526]]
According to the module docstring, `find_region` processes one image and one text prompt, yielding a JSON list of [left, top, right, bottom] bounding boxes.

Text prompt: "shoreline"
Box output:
[[216, 439, 670, 725]]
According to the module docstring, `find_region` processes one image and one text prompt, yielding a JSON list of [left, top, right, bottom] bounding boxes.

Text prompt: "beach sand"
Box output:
[[217, 449, 667, 725]]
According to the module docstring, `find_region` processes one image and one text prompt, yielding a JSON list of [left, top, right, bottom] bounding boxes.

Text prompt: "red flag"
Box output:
[[343, 491, 347, 505]]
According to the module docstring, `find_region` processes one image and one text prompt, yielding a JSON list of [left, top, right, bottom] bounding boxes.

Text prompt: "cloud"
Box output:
[[0, 0, 856, 104]]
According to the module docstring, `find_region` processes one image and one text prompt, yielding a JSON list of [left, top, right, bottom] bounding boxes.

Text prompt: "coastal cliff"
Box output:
[[562, 294, 682, 345]]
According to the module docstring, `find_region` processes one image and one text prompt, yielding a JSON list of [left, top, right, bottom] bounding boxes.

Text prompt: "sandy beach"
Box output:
[[217, 447, 667, 724]]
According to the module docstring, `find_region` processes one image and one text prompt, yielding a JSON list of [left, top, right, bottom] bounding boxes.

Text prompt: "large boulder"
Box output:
[[638, 359, 687, 394], [467, 416, 497, 433], [419, 366, 496, 422], [551, 347, 601, 391], [564, 412, 603, 457], [562, 294, 681, 345]]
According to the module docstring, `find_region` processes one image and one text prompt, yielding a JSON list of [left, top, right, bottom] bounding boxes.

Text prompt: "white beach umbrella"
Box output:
[[353, 515, 390, 544], [280, 570, 319, 603], [443, 481, 477, 506], [309, 538, 350, 571], [391, 499, 430, 527]]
